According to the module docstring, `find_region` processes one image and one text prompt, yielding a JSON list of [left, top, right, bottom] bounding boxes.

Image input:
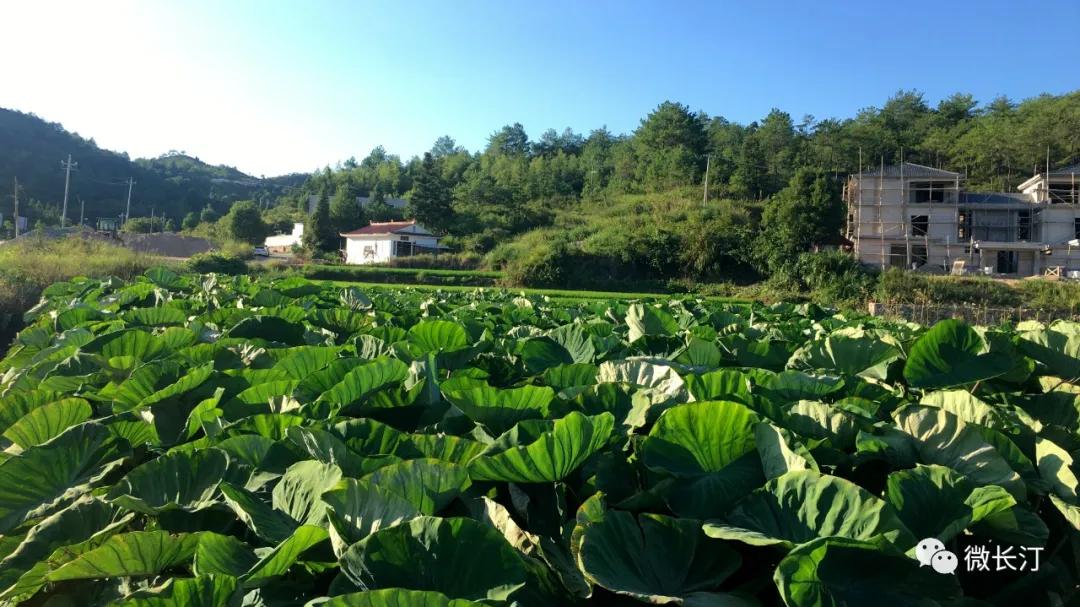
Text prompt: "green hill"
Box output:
[[0, 108, 305, 227]]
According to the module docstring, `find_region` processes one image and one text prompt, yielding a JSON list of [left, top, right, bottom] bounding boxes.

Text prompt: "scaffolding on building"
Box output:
[[844, 158, 1080, 275]]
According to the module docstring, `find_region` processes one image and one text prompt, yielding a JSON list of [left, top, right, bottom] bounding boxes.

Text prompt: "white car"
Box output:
[[253, 247, 270, 257]]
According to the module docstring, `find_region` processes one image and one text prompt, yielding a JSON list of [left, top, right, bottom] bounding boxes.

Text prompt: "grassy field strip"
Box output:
[[320, 279, 751, 302]]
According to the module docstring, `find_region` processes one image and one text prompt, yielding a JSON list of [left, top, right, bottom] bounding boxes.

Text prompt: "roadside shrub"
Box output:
[[186, 252, 248, 275], [793, 251, 878, 308], [501, 239, 578, 288], [219, 240, 255, 260]]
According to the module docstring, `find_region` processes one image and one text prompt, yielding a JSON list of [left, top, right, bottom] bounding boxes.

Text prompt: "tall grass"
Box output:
[[0, 235, 161, 340]]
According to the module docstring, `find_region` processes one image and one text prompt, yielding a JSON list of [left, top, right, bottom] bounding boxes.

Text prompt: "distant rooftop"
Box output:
[[860, 162, 961, 179]]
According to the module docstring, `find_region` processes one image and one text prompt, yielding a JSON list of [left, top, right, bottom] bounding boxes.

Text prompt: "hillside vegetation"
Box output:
[[0, 108, 304, 227]]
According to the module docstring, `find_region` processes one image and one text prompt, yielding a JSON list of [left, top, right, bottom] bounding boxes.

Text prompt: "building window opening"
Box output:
[[911, 181, 948, 203], [889, 244, 906, 268], [910, 215, 928, 237], [1018, 209, 1031, 241], [912, 245, 928, 268]]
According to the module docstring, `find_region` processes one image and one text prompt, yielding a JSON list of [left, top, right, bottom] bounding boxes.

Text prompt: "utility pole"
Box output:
[[78, 196, 85, 227], [60, 154, 77, 228], [702, 155, 711, 206], [124, 178, 135, 225], [12, 178, 20, 239]]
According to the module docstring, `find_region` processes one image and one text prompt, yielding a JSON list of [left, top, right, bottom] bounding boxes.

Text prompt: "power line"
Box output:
[[12, 178, 21, 239], [124, 178, 135, 225], [60, 154, 78, 228]]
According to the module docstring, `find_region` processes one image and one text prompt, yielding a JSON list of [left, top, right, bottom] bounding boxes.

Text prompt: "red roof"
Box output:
[[340, 220, 432, 237]]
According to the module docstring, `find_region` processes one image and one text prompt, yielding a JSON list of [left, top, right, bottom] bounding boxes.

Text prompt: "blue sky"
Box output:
[[1, 0, 1077, 176]]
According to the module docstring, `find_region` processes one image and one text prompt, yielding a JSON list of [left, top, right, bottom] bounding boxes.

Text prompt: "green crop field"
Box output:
[[0, 267, 1076, 606], [317, 278, 749, 304]]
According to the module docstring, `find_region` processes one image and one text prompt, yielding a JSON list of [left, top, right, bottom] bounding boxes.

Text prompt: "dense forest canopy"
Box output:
[[281, 90, 1079, 253], [3, 90, 1079, 243]]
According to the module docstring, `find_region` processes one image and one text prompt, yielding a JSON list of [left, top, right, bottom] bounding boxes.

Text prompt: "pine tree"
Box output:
[[366, 182, 396, 222], [330, 185, 364, 233], [406, 153, 452, 232], [303, 192, 337, 255]]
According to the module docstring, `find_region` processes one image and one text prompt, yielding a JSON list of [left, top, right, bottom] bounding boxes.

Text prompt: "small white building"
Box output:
[[265, 223, 304, 253], [341, 220, 442, 265]]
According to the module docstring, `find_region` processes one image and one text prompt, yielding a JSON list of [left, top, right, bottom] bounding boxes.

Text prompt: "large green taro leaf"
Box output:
[[442, 383, 554, 435], [316, 357, 410, 414], [468, 411, 614, 483], [107, 449, 232, 514], [903, 319, 1013, 389], [317, 589, 484, 607], [272, 460, 343, 526], [2, 398, 93, 449], [46, 531, 201, 581], [1017, 320, 1080, 378], [194, 525, 327, 587], [339, 516, 526, 602], [227, 315, 306, 345], [683, 369, 753, 404], [322, 478, 420, 553], [788, 334, 900, 380], [885, 464, 1016, 542], [579, 510, 741, 604], [81, 329, 168, 362], [1036, 437, 1080, 529], [547, 323, 596, 364], [219, 483, 298, 544], [0, 422, 119, 534], [774, 537, 962, 607], [0, 496, 130, 594], [626, 303, 681, 343], [894, 405, 1026, 500], [110, 574, 238, 607], [361, 458, 470, 515], [639, 401, 759, 477], [704, 470, 915, 550], [663, 452, 767, 520], [407, 320, 470, 353], [513, 337, 574, 375]]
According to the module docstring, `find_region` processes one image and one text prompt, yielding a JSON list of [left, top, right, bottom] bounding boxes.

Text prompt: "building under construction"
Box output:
[[845, 162, 1080, 277]]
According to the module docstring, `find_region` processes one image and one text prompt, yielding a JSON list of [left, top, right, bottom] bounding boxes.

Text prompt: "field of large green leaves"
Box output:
[[0, 267, 1077, 606]]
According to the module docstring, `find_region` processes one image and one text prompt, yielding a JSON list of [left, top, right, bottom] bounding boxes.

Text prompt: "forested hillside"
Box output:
[[272, 90, 1080, 287], [0, 108, 304, 227], [5, 90, 1079, 284]]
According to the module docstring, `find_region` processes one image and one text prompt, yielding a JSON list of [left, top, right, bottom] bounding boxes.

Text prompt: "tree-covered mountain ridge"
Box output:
[[0, 107, 305, 225]]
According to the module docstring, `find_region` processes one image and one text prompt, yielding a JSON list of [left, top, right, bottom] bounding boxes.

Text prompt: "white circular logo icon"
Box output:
[[916, 537, 957, 574], [931, 549, 959, 574]]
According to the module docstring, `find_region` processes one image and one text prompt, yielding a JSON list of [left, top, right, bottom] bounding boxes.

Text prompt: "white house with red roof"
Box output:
[[340, 220, 442, 264]]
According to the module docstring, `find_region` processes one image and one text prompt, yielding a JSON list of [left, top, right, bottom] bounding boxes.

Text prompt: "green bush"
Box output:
[[186, 252, 249, 275], [219, 240, 255, 260], [793, 251, 877, 308]]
